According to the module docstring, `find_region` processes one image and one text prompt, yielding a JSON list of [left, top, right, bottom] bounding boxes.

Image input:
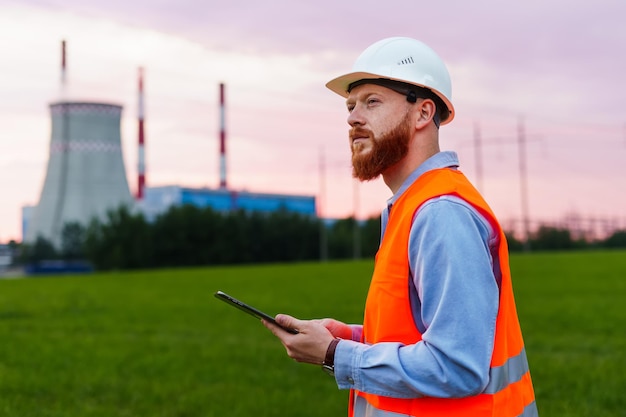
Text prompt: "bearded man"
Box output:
[[264, 37, 538, 417]]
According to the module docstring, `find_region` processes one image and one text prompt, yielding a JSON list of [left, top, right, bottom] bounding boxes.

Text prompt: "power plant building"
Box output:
[[141, 186, 316, 222], [20, 42, 317, 246]]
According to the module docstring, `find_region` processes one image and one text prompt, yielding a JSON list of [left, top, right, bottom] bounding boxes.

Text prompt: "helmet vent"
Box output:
[[398, 56, 415, 65]]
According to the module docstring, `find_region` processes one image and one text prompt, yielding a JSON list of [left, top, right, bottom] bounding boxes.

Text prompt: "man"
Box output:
[[263, 37, 538, 417]]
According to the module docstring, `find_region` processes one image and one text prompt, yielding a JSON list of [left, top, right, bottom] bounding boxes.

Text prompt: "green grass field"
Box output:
[[0, 250, 624, 416]]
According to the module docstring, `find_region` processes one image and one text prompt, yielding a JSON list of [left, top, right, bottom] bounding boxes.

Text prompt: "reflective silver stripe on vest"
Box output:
[[352, 348, 534, 417], [353, 396, 408, 417], [518, 400, 539, 417], [354, 396, 539, 417], [484, 347, 530, 395]]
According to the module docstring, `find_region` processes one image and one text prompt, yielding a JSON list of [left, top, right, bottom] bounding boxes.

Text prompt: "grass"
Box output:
[[0, 250, 624, 416], [511, 251, 626, 416]]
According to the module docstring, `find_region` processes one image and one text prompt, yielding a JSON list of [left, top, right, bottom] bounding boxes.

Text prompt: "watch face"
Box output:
[[322, 364, 335, 377]]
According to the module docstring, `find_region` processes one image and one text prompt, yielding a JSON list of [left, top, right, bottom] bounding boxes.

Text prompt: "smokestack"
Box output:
[[137, 67, 146, 200], [61, 40, 67, 94], [25, 41, 134, 247], [219, 82, 227, 189]]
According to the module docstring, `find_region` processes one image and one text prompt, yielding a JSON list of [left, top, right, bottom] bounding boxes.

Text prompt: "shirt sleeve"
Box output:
[[350, 324, 363, 342], [333, 196, 499, 398]]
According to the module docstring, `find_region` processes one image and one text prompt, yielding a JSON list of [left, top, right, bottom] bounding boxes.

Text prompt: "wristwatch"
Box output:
[[322, 338, 340, 376]]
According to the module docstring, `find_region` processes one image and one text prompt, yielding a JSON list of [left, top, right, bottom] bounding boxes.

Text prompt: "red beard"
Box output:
[[350, 113, 412, 181]]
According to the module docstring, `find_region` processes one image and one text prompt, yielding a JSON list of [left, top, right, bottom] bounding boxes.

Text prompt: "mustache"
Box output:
[[349, 127, 372, 140]]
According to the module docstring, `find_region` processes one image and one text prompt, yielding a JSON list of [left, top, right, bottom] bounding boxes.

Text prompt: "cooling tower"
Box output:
[[25, 101, 133, 247]]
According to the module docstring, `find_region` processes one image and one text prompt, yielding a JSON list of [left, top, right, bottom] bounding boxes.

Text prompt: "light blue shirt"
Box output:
[[334, 151, 500, 399]]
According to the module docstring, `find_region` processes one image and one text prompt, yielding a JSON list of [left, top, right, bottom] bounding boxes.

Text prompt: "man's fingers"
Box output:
[[261, 318, 281, 334], [262, 315, 299, 338], [275, 314, 302, 332]]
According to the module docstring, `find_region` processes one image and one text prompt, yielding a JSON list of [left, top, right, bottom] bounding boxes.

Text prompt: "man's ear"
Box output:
[[415, 99, 436, 129]]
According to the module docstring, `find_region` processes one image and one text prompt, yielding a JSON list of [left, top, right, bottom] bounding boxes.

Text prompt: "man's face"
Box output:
[[346, 84, 413, 181]]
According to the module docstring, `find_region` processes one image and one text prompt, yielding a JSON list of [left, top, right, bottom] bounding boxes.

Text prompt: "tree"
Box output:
[[61, 222, 86, 260], [504, 231, 524, 252], [604, 230, 626, 248], [529, 226, 581, 251], [328, 218, 357, 260], [7, 240, 20, 266], [20, 236, 58, 264], [152, 205, 225, 267], [360, 216, 381, 258], [84, 205, 153, 270]]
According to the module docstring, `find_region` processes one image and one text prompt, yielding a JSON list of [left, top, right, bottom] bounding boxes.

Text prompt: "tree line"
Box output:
[[16, 205, 381, 271], [11, 205, 626, 272]]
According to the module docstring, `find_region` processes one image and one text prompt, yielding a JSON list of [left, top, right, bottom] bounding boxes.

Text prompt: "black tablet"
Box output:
[[214, 291, 299, 334]]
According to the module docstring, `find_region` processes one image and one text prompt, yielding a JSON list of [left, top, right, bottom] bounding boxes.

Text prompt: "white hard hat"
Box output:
[[326, 37, 455, 125]]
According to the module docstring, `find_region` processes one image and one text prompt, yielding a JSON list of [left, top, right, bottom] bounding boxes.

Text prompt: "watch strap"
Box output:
[[323, 338, 340, 367]]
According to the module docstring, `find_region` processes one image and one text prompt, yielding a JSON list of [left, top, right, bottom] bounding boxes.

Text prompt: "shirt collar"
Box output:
[[387, 151, 460, 208]]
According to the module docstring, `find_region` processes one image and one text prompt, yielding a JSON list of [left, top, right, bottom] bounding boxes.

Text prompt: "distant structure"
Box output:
[[137, 81, 316, 222], [25, 102, 134, 246], [137, 67, 146, 200], [20, 56, 316, 245], [24, 41, 133, 247], [219, 82, 227, 189], [141, 186, 316, 222], [61, 39, 67, 89]]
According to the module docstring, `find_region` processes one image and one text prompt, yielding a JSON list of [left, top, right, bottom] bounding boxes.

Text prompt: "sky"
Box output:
[[1, 0, 625, 242]]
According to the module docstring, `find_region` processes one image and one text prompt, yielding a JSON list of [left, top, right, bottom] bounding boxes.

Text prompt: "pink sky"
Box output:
[[1, 0, 625, 242]]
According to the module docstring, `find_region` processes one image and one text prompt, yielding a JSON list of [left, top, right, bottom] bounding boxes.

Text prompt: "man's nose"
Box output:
[[347, 105, 364, 127]]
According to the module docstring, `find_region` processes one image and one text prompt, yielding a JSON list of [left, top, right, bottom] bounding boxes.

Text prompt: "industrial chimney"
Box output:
[[61, 39, 67, 91], [24, 41, 133, 247], [137, 67, 146, 200], [219, 82, 227, 189]]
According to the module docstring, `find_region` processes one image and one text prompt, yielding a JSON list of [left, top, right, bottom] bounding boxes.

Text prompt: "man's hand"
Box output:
[[262, 314, 336, 365], [313, 318, 353, 340]]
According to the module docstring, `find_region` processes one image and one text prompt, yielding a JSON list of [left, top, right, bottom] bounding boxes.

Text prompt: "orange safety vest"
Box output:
[[350, 168, 536, 417]]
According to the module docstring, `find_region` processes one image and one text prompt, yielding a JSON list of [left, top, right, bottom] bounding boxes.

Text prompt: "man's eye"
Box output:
[[367, 98, 380, 105]]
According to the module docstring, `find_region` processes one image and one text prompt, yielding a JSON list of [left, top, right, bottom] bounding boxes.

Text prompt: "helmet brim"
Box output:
[[325, 71, 455, 125]]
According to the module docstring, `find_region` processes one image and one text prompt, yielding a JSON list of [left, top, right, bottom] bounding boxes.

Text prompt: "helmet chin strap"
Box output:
[[407, 91, 440, 128]]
